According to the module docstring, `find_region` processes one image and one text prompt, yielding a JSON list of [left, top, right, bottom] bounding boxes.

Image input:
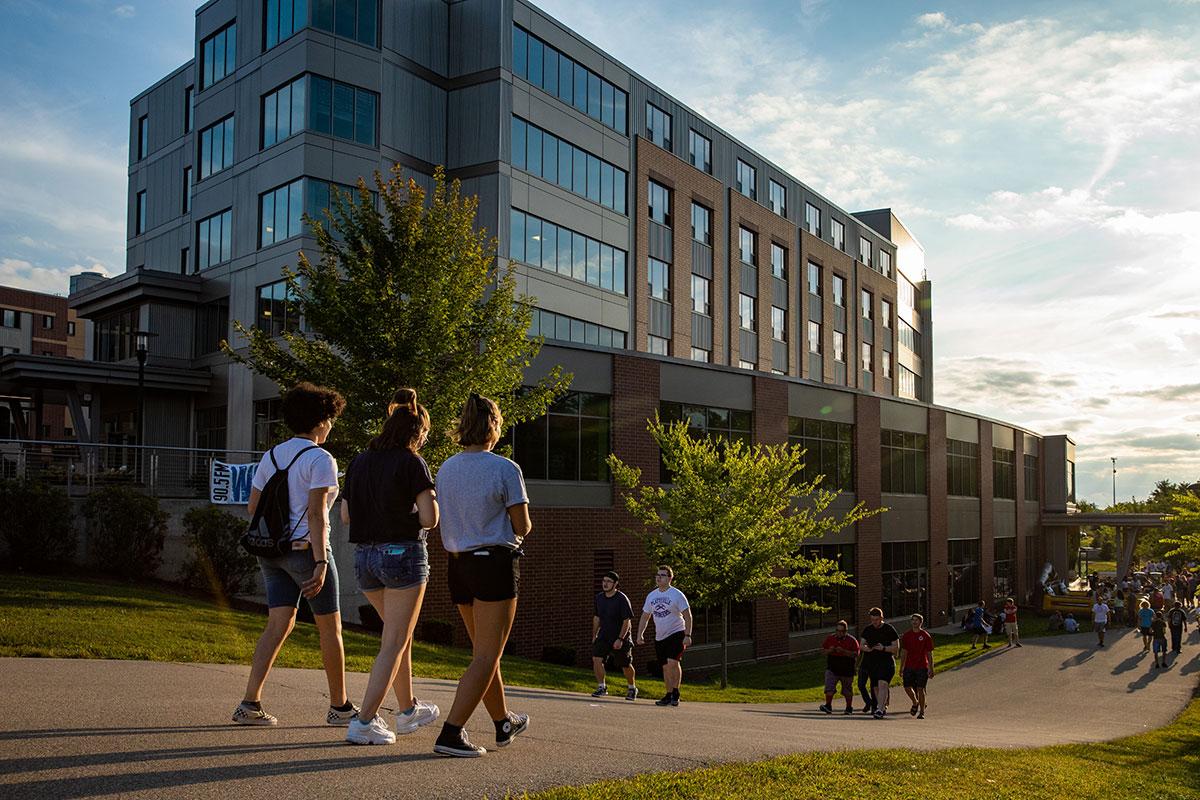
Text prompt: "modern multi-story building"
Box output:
[[55, 0, 1081, 667]]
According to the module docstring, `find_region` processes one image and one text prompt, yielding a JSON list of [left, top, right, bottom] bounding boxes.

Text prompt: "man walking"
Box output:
[[591, 571, 638, 701], [859, 607, 899, 719], [898, 614, 934, 719], [1092, 596, 1110, 647], [819, 620, 859, 715], [1166, 601, 1189, 654], [636, 565, 693, 707]]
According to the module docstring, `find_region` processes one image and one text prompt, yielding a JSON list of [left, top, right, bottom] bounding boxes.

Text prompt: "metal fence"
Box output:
[[0, 439, 262, 498]]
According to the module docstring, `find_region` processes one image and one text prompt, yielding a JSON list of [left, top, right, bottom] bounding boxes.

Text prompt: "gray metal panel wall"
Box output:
[[384, 0, 449, 76], [450, 0, 504, 77], [739, 329, 756, 362], [740, 265, 757, 296], [448, 81, 503, 168], [660, 362, 753, 409], [147, 303, 197, 364], [385, 66, 447, 165], [772, 277, 787, 308], [649, 300, 672, 337], [691, 241, 712, 278], [881, 494, 929, 542], [691, 314, 712, 350], [648, 221, 672, 263]]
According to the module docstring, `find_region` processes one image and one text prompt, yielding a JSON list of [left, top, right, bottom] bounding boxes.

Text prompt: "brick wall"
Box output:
[[729, 191, 798, 374], [927, 409, 949, 621], [854, 395, 883, 620], [978, 423, 995, 603], [1014, 432, 1026, 602]]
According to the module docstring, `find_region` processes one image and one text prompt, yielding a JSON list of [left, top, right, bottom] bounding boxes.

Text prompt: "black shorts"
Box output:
[[902, 668, 929, 689], [447, 546, 520, 605], [866, 657, 896, 684], [654, 631, 687, 665], [594, 637, 633, 668]]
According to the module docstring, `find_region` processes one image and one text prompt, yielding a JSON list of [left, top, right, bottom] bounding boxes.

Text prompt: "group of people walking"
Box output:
[[819, 609, 935, 720], [231, 383, 531, 757]]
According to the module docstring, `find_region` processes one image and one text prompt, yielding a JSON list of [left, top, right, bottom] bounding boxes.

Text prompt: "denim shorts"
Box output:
[[354, 538, 430, 592], [257, 547, 340, 616]]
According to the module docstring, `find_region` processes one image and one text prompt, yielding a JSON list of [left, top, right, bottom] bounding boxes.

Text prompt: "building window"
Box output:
[[788, 418, 853, 492], [804, 202, 820, 236], [768, 179, 786, 216], [691, 274, 710, 315], [312, 75, 376, 146], [808, 321, 821, 354], [898, 318, 920, 352], [259, 178, 305, 246], [648, 180, 671, 226], [994, 537, 1015, 597], [195, 406, 228, 451], [200, 21, 237, 90], [196, 208, 233, 269], [41, 315, 54, 330], [881, 352, 892, 379], [68, 321, 76, 336], [688, 129, 711, 173], [512, 25, 626, 135], [93, 308, 136, 362], [256, 279, 301, 337], [264, 0, 326, 49], [881, 429, 927, 494], [770, 243, 786, 280], [261, 74, 307, 148], [648, 257, 670, 302], [948, 539, 981, 607], [660, 401, 752, 449], [180, 247, 190, 274], [947, 439, 980, 497], [771, 306, 786, 342], [789, 544, 856, 631], [254, 398, 282, 450], [507, 391, 611, 481], [691, 202, 711, 245], [859, 236, 872, 267], [898, 365, 920, 399], [739, 226, 756, 265], [647, 335, 668, 355], [137, 115, 148, 160], [831, 219, 845, 251], [1024, 453, 1039, 500], [862, 289, 873, 320], [832, 331, 845, 363], [736, 159, 756, 200], [739, 294, 756, 331], [184, 86, 193, 133], [511, 116, 627, 214], [861, 341, 873, 372], [807, 262, 821, 296], [879, 249, 891, 278], [646, 103, 671, 150], [691, 602, 754, 646], [135, 190, 146, 235], [182, 166, 192, 213], [899, 274, 917, 311], [529, 308, 626, 349], [993, 448, 1016, 500], [690, 347, 709, 363], [195, 298, 229, 356], [881, 299, 892, 329], [882, 541, 928, 619], [832, 274, 846, 307], [198, 115, 235, 179], [509, 209, 627, 295]]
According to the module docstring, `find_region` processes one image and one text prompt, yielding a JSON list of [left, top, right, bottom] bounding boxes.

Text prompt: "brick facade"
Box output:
[[853, 394, 883, 620], [978, 423, 995, 602], [927, 409, 950, 621], [729, 191, 798, 374]]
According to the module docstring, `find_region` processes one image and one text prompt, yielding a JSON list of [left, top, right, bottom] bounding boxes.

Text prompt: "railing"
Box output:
[[0, 439, 261, 498]]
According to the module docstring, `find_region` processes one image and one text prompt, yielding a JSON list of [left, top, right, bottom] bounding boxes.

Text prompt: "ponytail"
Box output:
[[369, 387, 429, 452], [451, 392, 503, 446]]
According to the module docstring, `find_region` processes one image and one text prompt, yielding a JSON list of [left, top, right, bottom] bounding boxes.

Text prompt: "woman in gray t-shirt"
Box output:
[[432, 393, 532, 758]]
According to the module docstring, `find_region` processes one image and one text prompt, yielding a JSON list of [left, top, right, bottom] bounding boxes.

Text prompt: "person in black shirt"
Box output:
[[591, 571, 638, 701], [342, 388, 441, 746], [859, 607, 900, 719]]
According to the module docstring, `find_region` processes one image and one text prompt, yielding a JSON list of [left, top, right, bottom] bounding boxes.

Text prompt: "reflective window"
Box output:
[[861, 289, 873, 320], [256, 279, 300, 337], [790, 544, 856, 630], [648, 180, 671, 226], [739, 227, 755, 265], [898, 317, 920, 351], [993, 447, 1016, 500], [200, 21, 237, 90], [880, 249, 892, 277], [646, 102, 671, 150], [302, 0, 376, 46], [739, 294, 756, 331], [831, 219, 845, 250], [690, 347, 710, 363], [860, 236, 872, 267], [771, 306, 786, 342], [861, 341, 873, 372], [691, 274, 710, 315], [808, 321, 821, 354], [648, 335, 668, 355], [898, 364, 920, 399], [833, 331, 845, 362], [949, 539, 981, 607], [506, 391, 612, 481], [137, 115, 148, 160], [882, 541, 928, 619], [804, 202, 820, 236], [184, 86, 193, 133], [261, 75, 307, 147], [769, 179, 786, 216], [881, 299, 892, 329], [736, 159, 756, 200], [259, 178, 305, 246], [832, 274, 846, 307], [135, 190, 146, 235], [198, 115, 235, 178], [688, 129, 711, 173], [648, 257, 670, 302], [807, 262, 821, 296], [771, 243, 786, 279], [182, 166, 192, 214], [528, 308, 626, 349], [512, 25, 627, 135], [691, 202, 711, 245], [788, 418, 853, 492], [511, 117, 627, 214], [509, 209, 626, 294], [947, 439, 980, 498], [196, 208, 233, 269], [880, 430, 927, 494]]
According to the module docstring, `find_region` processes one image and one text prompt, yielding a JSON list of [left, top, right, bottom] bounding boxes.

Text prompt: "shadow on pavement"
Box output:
[[1112, 650, 1149, 675], [0, 724, 332, 742], [1059, 649, 1098, 670], [0, 739, 348, 775]]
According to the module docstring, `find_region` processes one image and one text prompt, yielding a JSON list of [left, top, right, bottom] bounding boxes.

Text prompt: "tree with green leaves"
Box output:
[[607, 416, 883, 688], [1162, 491, 1200, 562], [223, 165, 570, 468]]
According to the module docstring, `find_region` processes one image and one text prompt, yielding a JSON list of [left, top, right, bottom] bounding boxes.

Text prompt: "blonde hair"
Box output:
[[451, 393, 503, 447]]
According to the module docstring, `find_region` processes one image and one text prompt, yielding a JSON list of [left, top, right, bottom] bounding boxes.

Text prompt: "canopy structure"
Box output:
[[1041, 512, 1171, 580]]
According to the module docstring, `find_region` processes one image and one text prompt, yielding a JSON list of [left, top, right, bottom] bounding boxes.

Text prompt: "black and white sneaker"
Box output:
[[591, 685, 608, 697], [434, 727, 486, 758], [326, 702, 360, 726], [494, 713, 529, 747], [819, 703, 833, 715], [625, 686, 638, 702], [873, 708, 886, 719], [232, 702, 277, 726]]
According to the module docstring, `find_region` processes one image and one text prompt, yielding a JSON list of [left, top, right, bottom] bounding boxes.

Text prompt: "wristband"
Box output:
[[313, 559, 329, 567]]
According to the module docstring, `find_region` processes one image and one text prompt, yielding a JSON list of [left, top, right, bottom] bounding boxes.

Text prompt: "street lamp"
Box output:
[[1111, 457, 1117, 508], [134, 330, 157, 482]]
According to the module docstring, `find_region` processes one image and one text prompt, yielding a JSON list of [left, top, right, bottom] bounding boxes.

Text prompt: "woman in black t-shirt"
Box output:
[[341, 388, 441, 746]]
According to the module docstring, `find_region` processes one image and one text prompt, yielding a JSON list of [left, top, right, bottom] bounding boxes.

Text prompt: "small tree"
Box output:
[[83, 486, 167, 580], [1162, 492, 1200, 562], [180, 505, 259, 598], [608, 417, 883, 688], [0, 480, 75, 572], [224, 165, 570, 468]]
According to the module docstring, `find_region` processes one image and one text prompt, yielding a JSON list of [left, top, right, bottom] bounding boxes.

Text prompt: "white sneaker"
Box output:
[[346, 715, 397, 745], [232, 702, 277, 726], [395, 698, 441, 734], [327, 702, 361, 726]]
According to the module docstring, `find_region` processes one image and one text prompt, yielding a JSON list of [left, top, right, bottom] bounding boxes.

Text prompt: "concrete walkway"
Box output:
[[1, 626, 1197, 800]]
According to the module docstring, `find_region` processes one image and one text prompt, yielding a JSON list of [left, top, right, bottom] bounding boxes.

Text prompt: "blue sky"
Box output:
[[1, 0, 1198, 505]]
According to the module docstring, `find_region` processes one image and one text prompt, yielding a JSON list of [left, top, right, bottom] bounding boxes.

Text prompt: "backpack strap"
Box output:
[[282, 445, 320, 471]]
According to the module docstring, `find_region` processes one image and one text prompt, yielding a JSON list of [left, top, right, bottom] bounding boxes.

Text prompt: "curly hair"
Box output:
[[281, 382, 346, 434]]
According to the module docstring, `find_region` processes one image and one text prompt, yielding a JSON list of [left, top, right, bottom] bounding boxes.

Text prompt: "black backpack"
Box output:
[[240, 445, 319, 558]]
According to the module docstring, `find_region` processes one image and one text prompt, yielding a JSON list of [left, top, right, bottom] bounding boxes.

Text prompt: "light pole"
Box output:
[[134, 330, 157, 483], [1110, 457, 1117, 508]]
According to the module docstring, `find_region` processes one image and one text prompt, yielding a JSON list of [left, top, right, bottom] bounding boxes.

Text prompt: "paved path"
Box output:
[[1, 626, 1197, 799]]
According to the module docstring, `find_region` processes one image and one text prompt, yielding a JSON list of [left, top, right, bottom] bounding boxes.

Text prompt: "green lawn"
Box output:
[[518, 692, 1200, 799], [0, 572, 1049, 704]]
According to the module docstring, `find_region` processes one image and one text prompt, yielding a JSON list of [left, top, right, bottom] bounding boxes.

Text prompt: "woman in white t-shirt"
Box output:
[[232, 382, 358, 728]]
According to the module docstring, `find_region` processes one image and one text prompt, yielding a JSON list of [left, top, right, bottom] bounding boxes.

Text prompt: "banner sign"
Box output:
[[210, 460, 257, 505]]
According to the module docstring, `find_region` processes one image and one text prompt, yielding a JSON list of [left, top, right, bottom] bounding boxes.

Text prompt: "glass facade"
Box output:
[[788, 418, 853, 492], [947, 439, 980, 497], [882, 541, 928, 619], [511, 116, 627, 214], [200, 21, 237, 90], [196, 208, 233, 269], [881, 429, 927, 494], [688, 129, 711, 172], [198, 116, 235, 179], [1024, 453, 1039, 500], [509, 209, 627, 294], [507, 391, 611, 482], [790, 544, 856, 631], [256, 280, 301, 337], [93, 308, 137, 362], [993, 447, 1016, 499], [265, 0, 379, 50], [994, 537, 1015, 597], [948, 538, 981, 607], [528, 308, 625, 349], [512, 25, 627, 135]]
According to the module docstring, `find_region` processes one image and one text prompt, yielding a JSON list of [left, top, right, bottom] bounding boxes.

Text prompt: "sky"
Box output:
[[1, 0, 1198, 505]]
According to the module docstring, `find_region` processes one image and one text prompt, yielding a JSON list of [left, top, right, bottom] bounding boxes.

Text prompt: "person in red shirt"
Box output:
[[819, 620, 860, 715], [1003, 597, 1021, 647], [898, 613, 935, 719]]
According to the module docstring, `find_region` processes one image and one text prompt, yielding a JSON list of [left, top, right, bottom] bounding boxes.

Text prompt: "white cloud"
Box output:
[[0, 258, 110, 294], [112, 4, 135, 18], [916, 12, 949, 29]]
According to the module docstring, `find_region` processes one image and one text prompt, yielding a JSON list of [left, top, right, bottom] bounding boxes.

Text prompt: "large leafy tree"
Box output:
[[224, 165, 569, 468], [608, 417, 883, 688], [1162, 491, 1200, 562]]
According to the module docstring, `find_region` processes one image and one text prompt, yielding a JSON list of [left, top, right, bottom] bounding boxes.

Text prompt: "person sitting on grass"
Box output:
[[1063, 613, 1079, 634], [1047, 610, 1063, 632]]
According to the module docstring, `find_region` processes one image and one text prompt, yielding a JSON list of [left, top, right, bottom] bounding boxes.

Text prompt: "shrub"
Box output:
[[179, 505, 258, 597], [417, 618, 455, 645], [0, 480, 75, 572], [541, 644, 577, 666], [83, 486, 167, 580]]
